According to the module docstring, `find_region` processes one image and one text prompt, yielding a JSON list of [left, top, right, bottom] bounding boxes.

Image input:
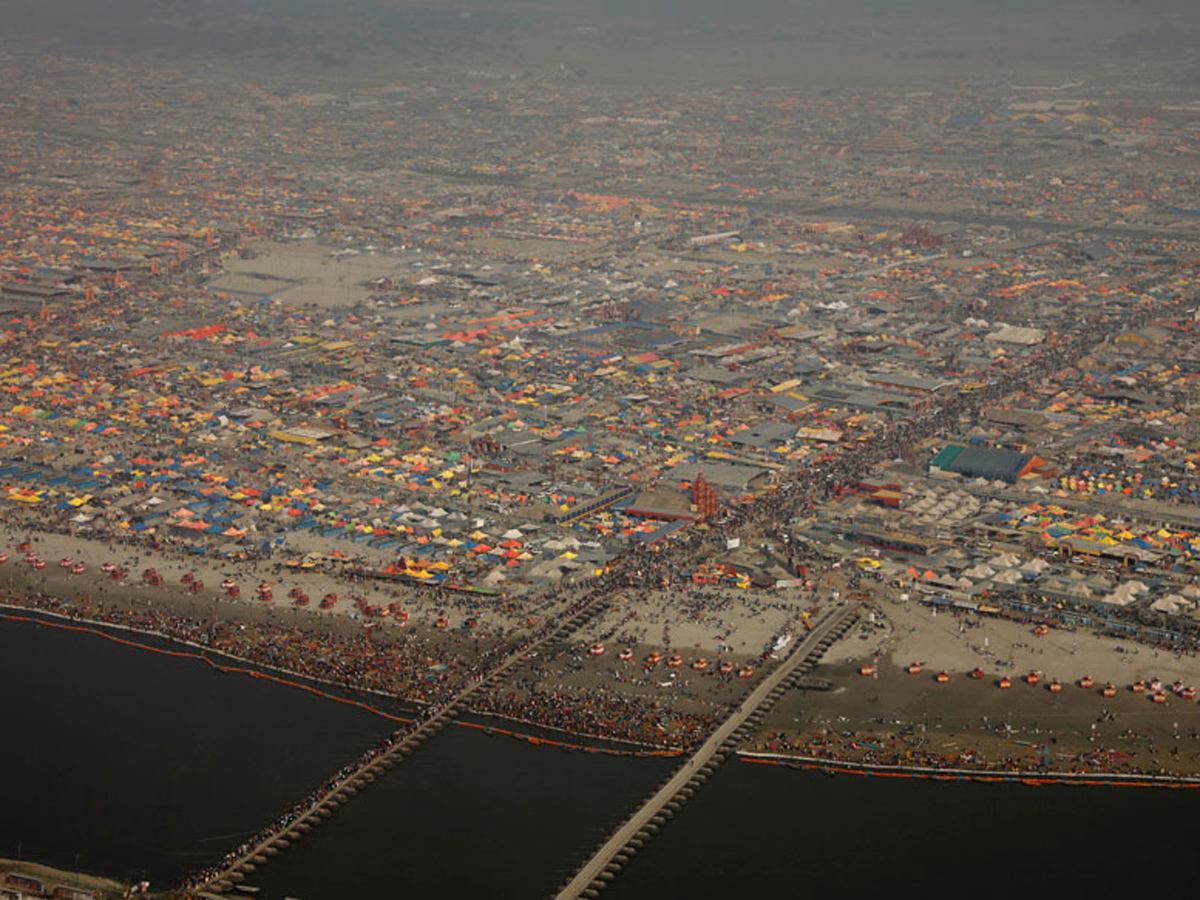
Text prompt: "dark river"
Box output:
[[5, 615, 1198, 897], [0, 614, 400, 885]]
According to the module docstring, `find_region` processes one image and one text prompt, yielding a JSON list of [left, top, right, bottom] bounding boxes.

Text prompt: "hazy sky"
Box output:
[[5, 0, 1199, 83]]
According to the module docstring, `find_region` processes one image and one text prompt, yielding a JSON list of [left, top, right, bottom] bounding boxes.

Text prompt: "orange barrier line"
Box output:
[[1, 612, 686, 756], [738, 755, 1200, 789], [0, 612, 413, 725], [453, 719, 684, 758]]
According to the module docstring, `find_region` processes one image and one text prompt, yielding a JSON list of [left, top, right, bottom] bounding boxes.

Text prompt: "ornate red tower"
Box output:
[[692, 473, 719, 521]]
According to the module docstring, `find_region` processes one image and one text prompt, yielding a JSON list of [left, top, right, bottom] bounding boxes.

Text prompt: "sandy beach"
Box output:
[[756, 596, 1200, 778], [827, 594, 1200, 687], [4, 528, 545, 637]]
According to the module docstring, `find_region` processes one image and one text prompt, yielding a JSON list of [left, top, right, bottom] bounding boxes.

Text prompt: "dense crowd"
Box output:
[[755, 721, 1200, 780], [2, 589, 500, 706], [473, 685, 717, 748]]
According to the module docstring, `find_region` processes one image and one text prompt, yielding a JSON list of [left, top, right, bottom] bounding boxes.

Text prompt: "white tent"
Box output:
[[1151, 594, 1194, 615], [963, 563, 996, 580], [992, 569, 1024, 585]]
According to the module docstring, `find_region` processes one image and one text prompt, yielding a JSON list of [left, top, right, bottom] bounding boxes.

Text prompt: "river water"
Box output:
[[5, 617, 1198, 896], [0, 615, 400, 886], [603, 759, 1200, 896]]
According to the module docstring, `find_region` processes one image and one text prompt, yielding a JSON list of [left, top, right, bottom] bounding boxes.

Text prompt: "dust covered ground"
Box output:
[[753, 598, 1200, 777]]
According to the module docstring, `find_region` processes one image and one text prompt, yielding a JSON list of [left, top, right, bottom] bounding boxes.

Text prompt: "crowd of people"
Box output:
[[754, 719, 1200, 781], [473, 684, 718, 748], [2, 589, 498, 707]]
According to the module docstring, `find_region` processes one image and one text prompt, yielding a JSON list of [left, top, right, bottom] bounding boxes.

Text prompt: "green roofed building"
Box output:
[[930, 443, 1050, 484]]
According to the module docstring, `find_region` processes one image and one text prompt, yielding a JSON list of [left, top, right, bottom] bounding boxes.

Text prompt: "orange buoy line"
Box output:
[[0, 609, 686, 758], [0, 611, 414, 725], [198, 656, 413, 724], [0, 600, 421, 707], [453, 719, 685, 758], [737, 753, 1200, 789]]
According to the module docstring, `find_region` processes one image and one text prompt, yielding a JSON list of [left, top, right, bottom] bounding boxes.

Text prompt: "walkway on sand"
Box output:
[[555, 602, 861, 899]]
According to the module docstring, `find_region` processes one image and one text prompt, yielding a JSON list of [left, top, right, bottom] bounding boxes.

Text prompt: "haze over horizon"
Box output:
[[4, 0, 1199, 88]]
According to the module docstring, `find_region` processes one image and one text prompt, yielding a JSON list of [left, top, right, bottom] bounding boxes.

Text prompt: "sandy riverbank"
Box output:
[[826, 594, 1200, 687], [2, 525, 828, 744], [3, 528, 550, 638], [756, 595, 1200, 778]]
